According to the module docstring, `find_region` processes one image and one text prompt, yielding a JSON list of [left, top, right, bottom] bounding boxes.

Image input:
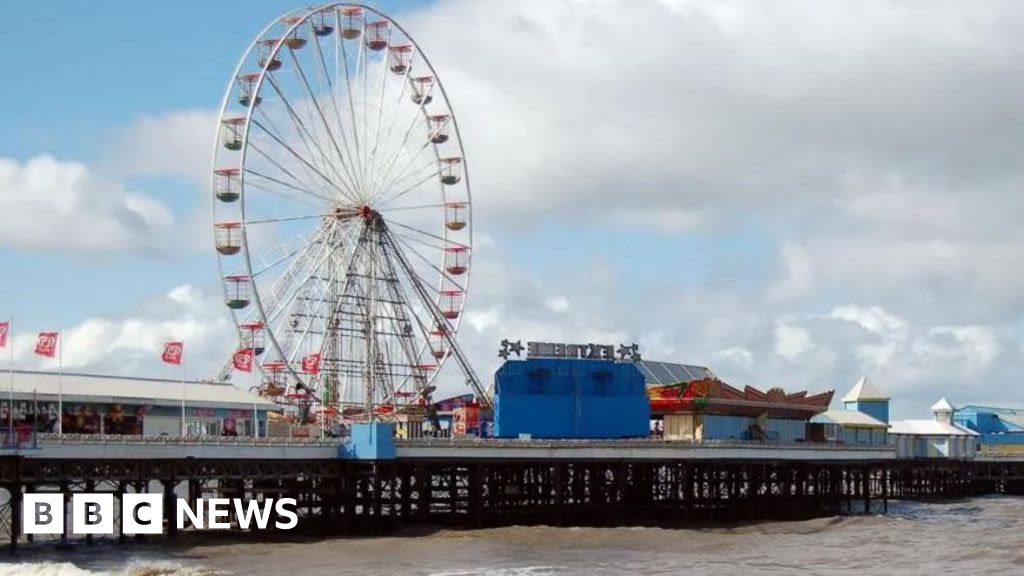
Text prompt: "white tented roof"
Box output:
[[930, 397, 955, 412], [811, 409, 888, 429], [889, 419, 977, 436], [4, 370, 275, 410], [841, 376, 889, 402]]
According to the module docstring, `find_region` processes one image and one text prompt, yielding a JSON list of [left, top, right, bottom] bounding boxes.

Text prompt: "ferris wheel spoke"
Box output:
[[380, 202, 447, 213], [249, 231, 323, 279], [392, 228, 449, 255], [367, 110, 431, 198], [285, 47, 362, 200], [392, 232, 467, 293], [366, 63, 413, 179], [263, 70, 340, 181], [243, 147, 333, 206], [249, 116, 336, 195], [310, 28, 361, 197], [364, 33, 395, 195], [367, 54, 415, 176], [339, 21, 366, 194], [244, 213, 334, 226], [250, 117, 350, 199], [259, 76, 355, 199], [389, 219, 467, 249], [254, 86, 340, 191], [243, 173, 326, 209], [377, 165, 446, 208]]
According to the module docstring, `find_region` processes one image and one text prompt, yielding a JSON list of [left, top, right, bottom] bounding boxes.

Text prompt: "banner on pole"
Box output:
[[232, 348, 254, 372], [34, 332, 58, 358], [161, 341, 184, 365], [301, 352, 321, 375], [0, 321, 8, 348]]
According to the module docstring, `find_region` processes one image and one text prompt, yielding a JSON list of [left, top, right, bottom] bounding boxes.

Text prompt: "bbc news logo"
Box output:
[[23, 494, 299, 534]]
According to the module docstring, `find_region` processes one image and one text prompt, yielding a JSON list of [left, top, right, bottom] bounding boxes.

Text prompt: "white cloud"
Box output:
[[768, 242, 814, 301], [774, 321, 813, 359], [0, 155, 174, 254], [11, 284, 234, 379], [917, 325, 1001, 372], [104, 109, 219, 184]]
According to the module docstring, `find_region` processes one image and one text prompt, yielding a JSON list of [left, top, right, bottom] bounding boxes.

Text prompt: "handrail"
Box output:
[[32, 433, 347, 447], [394, 437, 895, 452]]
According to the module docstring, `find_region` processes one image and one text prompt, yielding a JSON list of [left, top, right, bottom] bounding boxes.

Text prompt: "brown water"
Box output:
[[2, 497, 1023, 575]]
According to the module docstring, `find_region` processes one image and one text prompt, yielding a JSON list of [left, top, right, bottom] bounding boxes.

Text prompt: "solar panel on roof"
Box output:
[[635, 360, 712, 385]]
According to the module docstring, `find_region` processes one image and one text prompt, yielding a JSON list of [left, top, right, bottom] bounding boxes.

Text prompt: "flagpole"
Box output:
[[57, 329, 63, 436], [252, 365, 258, 439], [7, 317, 14, 449], [180, 360, 186, 437]]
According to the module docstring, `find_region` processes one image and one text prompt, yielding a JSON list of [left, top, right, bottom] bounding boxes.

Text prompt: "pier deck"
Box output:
[[0, 436, 1022, 551]]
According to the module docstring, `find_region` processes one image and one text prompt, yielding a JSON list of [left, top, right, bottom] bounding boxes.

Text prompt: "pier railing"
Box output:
[[31, 433, 346, 447], [395, 436, 893, 452]]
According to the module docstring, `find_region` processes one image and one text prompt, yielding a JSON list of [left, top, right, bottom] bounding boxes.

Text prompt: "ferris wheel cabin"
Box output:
[[214, 222, 242, 255], [214, 168, 241, 202], [339, 7, 362, 39], [258, 39, 283, 71], [237, 73, 263, 107], [429, 328, 449, 360], [445, 246, 469, 276], [428, 115, 451, 144], [440, 157, 463, 185], [410, 75, 434, 105], [224, 275, 252, 310], [388, 44, 413, 74], [240, 321, 266, 356], [445, 202, 467, 231], [440, 290, 464, 320], [281, 16, 307, 49], [366, 20, 390, 51], [220, 117, 245, 151]]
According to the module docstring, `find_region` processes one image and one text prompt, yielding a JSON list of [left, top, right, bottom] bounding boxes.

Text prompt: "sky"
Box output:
[[2, 0, 1024, 419]]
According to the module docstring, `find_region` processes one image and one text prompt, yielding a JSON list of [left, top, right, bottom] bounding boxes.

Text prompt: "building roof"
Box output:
[[4, 370, 275, 410], [811, 409, 888, 429], [889, 419, 977, 436], [841, 376, 889, 402], [959, 405, 1024, 431], [635, 360, 714, 386], [930, 397, 955, 412]]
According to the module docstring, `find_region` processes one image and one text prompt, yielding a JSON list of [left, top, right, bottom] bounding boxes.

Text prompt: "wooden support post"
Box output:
[[163, 479, 177, 539], [9, 483, 21, 553]]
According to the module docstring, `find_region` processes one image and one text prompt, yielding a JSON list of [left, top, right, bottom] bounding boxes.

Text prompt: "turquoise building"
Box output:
[[842, 376, 890, 424]]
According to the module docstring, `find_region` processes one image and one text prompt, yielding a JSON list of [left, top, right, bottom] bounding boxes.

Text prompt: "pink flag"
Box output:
[[34, 332, 58, 358], [161, 341, 184, 365]]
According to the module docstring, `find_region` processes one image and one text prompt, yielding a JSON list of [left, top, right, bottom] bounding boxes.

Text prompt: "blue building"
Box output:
[[842, 376, 890, 424], [953, 404, 1024, 455], [809, 376, 889, 446], [493, 357, 650, 439]]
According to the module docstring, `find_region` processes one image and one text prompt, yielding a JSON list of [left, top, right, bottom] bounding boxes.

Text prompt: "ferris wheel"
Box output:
[[211, 4, 485, 420]]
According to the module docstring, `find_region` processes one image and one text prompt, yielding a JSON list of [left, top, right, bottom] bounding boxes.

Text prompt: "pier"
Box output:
[[2, 436, 1023, 551]]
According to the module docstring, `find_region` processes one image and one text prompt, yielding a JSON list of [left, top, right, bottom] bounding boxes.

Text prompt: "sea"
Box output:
[[1, 496, 1022, 576]]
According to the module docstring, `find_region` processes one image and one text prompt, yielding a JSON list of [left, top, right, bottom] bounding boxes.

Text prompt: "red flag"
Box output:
[[0, 321, 8, 348], [232, 348, 254, 372], [34, 332, 58, 358], [161, 341, 184, 365], [301, 352, 321, 374]]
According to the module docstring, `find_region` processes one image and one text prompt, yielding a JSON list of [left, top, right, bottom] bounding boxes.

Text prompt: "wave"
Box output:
[[0, 562, 226, 576]]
